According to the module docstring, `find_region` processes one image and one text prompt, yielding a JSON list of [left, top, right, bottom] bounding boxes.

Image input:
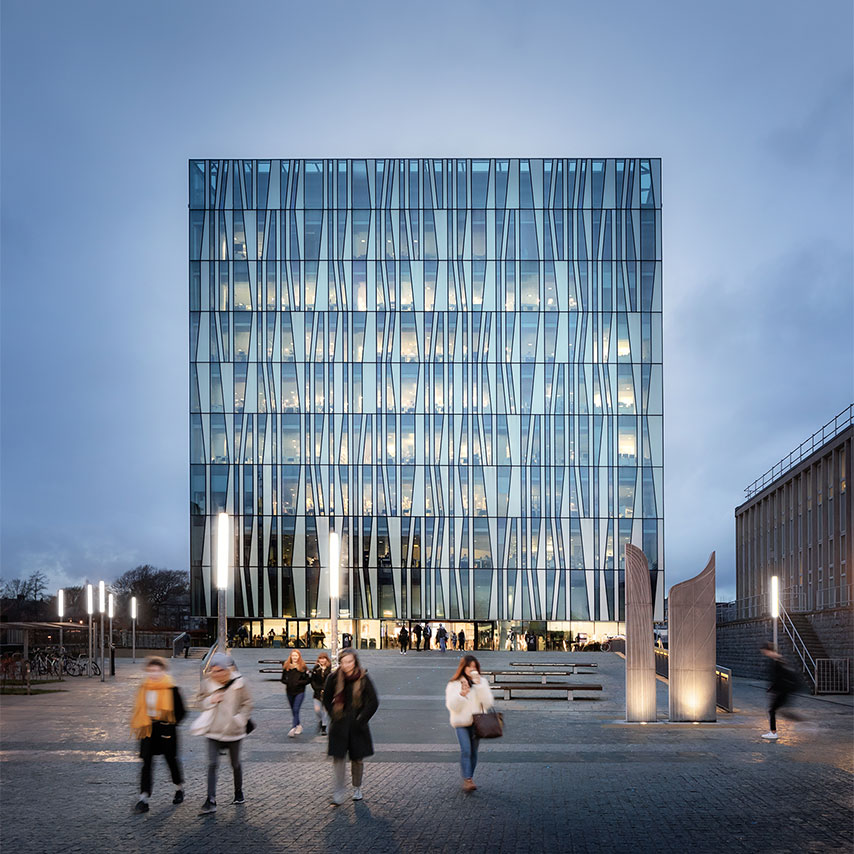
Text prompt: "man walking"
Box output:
[[760, 642, 800, 740], [423, 624, 432, 651], [398, 625, 409, 655], [413, 623, 422, 652]]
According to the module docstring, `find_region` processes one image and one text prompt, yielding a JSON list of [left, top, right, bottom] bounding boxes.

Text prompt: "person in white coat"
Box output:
[[444, 655, 494, 792]]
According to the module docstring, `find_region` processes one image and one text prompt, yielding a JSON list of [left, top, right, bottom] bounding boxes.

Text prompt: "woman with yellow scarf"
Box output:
[[130, 657, 186, 813]]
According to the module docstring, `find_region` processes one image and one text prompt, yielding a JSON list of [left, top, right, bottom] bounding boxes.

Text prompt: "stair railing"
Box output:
[[778, 603, 817, 692]]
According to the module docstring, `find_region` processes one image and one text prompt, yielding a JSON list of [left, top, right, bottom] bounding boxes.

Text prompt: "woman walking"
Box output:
[[322, 649, 379, 804], [195, 653, 253, 814], [281, 649, 311, 737], [310, 652, 333, 735], [445, 655, 494, 792], [130, 656, 187, 813]]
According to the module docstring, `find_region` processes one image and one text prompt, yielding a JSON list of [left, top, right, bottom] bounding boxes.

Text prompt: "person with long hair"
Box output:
[[281, 649, 311, 737], [310, 652, 333, 735], [130, 656, 186, 813], [322, 649, 379, 804], [445, 655, 494, 792]]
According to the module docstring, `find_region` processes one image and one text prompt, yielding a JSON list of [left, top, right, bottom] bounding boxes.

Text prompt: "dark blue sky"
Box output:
[[1, 0, 852, 600]]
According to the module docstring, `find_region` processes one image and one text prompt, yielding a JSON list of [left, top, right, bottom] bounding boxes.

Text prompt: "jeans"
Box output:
[[439, 638, 447, 652], [287, 691, 305, 728], [455, 725, 479, 779], [139, 734, 183, 796], [313, 698, 329, 728], [206, 739, 242, 800], [333, 757, 363, 794]]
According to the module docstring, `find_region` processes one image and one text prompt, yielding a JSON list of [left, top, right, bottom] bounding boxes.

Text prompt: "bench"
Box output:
[[509, 661, 598, 668], [482, 670, 597, 685], [494, 682, 603, 701], [258, 658, 316, 675]]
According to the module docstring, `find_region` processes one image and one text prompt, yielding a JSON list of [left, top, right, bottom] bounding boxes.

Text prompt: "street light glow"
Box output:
[[131, 596, 137, 620], [98, 580, 105, 614], [108, 593, 114, 619], [58, 589, 64, 619], [217, 512, 229, 590], [86, 584, 94, 615], [770, 575, 779, 619], [329, 531, 340, 599]]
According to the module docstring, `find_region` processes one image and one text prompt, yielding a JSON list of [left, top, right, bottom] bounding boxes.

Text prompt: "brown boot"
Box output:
[[462, 778, 477, 792]]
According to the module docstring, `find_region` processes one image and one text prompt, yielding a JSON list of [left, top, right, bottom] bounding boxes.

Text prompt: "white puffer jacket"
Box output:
[[445, 677, 495, 728]]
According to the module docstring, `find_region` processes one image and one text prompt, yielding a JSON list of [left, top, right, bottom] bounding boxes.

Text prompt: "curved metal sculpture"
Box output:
[[668, 552, 717, 722], [625, 543, 657, 722]]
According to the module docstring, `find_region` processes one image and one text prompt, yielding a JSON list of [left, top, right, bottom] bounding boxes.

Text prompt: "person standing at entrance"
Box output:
[[323, 649, 379, 804], [310, 653, 332, 735], [281, 650, 311, 737], [413, 623, 422, 651], [437, 625, 448, 652], [398, 625, 409, 655], [423, 623, 433, 650], [445, 655, 494, 792], [761, 642, 801, 740], [457, 629, 466, 651], [130, 657, 187, 813], [195, 653, 253, 814], [451, 630, 457, 651]]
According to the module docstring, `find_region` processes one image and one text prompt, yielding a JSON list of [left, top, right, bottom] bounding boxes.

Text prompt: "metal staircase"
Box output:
[[779, 604, 849, 694]]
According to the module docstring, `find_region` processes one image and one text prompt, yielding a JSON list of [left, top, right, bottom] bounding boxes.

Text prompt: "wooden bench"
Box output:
[[494, 682, 603, 701], [482, 670, 597, 685], [509, 661, 598, 668]]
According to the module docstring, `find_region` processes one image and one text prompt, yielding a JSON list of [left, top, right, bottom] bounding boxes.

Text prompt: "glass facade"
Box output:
[[189, 158, 664, 642]]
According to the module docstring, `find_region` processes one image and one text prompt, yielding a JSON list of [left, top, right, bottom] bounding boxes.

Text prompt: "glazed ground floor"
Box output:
[[232, 618, 625, 652]]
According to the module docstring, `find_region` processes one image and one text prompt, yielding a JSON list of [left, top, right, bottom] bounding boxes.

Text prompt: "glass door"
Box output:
[[474, 622, 495, 651]]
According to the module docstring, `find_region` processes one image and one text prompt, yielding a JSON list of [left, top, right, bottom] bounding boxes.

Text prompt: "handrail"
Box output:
[[171, 632, 189, 659], [779, 603, 817, 691], [744, 403, 853, 499], [199, 642, 219, 689]]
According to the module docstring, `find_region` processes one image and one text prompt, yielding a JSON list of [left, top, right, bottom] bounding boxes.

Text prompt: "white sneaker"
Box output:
[[352, 787, 363, 801], [294, 725, 302, 735], [288, 727, 296, 738], [761, 731, 779, 740], [331, 790, 347, 806]]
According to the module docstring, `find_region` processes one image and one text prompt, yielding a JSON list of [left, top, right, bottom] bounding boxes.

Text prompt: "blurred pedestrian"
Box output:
[[281, 649, 311, 737], [423, 624, 433, 650], [398, 625, 410, 655], [437, 625, 448, 652], [761, 642, 801, 740], [445, 655, 494, 792], [194, 653, 253, 814], [310, 652, 333, 735], [323, 649, 379, 804], [451, 630, 458, 651], [413, 623, 423, 651], [457, 629, 466, 651], [130, 656, 187, 813]]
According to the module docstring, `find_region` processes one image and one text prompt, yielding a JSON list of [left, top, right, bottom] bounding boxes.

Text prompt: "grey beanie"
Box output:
[[210, 653, 234, 669]]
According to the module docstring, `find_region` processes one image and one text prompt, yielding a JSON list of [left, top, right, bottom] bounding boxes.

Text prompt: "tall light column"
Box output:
[[57, 589, 64, 681], [108, 593, 114, 677], [86, 584, 94, 677], [131, 597, 137, 663], [99, 581, 106, 682], [216, 512, 229, 653], [771, 575, 779, 651], [329, 531, 340, 664]]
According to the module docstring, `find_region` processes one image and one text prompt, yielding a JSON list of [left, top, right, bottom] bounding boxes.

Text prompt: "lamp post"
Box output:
[[99, 580, 106, 683], [329, 530, 340, 665], [771, 575, 779, 651], [58, 589, 64, 681], [108, 593, 115, 676], [131, 597, 137, 663], [216, 512, 229, 653], [86, 584, 94, 677]]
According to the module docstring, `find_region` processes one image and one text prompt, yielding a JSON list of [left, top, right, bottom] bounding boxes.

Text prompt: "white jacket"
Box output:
[[196, 673, 253, 742], [445, 677, 495, 727]]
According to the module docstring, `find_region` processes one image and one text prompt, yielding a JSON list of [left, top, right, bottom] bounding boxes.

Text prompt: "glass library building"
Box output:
[[189, 158, 664, 650]]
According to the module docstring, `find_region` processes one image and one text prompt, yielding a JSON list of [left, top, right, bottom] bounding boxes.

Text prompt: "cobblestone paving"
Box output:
[[1, 650, 851, 853]]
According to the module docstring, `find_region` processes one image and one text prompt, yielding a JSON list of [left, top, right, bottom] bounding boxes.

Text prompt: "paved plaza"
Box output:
[[1, 649, 851, 854]]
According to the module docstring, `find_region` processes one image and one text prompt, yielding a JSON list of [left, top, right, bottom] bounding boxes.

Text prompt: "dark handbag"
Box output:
[[245, 718, 256, 735], [472, 710, 503, 739]]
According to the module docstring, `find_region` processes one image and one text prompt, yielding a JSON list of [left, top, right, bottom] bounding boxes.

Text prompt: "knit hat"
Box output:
[[210, 653, 234, 669]]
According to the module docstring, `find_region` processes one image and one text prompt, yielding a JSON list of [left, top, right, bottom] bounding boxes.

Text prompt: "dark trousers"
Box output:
[[207, 738, 243, 800], [140, 736, 183, 796], [769, 691, 790, 731]]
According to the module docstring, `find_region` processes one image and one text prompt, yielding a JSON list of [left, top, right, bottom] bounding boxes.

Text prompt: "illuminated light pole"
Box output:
[[108, 593, 115, 677], [329, 531, 340, 665], [58, 589, 64, 681], [216, 512, 229, 653], [99, 580, 106, 683], [771, 575, 779, 651], [86, 584, 94, 677], [131, 597, 138, 663]]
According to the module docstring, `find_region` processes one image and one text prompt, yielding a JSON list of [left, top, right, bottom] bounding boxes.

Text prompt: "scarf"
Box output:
[[130, 674, 176, 739], [331, 668, 363, 719]]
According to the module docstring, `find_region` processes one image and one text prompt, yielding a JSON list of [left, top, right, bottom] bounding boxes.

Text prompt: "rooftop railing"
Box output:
[[743, 404, 853, 500]]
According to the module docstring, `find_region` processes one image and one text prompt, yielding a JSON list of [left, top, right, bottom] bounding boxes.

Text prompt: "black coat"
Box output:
[[768, 657, 799, 695], [281, 667, 311, 696], [310, 664, 332, 700], [322, 671, 379, 760], [138, 686, 185, 758]]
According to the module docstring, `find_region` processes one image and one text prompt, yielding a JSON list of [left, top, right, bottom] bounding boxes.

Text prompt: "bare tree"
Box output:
[[113, 565, 190, 626]]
